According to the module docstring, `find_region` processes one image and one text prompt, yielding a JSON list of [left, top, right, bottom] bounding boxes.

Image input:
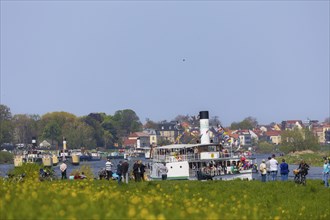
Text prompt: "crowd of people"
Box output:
[[101, 159, 148, 184], [258, 154, 330, 188], [56, 154, 330, 188]]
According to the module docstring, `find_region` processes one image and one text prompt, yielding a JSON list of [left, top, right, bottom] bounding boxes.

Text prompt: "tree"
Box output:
[[257, 141, 276, 154], [42, 121, 61, 147], [12, 114, 39, 145], [158, 137, 172, 146], [82, 114, 105, 147], [62, 120, 96, 149], [174, 114, 200, 128], [0, 104, 13, 144], [111, 109, 142, 139], [40, 112, 77, 147], [209, 116, 222, 127], [279, 127, 320, 153], [144, 118, 158, 130], [230, 117, 258, 130], [102, 115, 118, 148]]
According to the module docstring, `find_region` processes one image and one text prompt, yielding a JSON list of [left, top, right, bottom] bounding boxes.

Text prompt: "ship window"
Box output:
[[170, 166, 173, 169], [180, 166, 182, 168]]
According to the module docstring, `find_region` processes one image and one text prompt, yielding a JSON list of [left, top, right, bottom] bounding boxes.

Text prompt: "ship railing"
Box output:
[[152, 151, 243, 163], [152, 153, 188, 162]]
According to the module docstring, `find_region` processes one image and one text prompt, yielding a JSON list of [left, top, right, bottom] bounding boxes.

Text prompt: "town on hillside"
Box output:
[[0, 104, 329, 154]]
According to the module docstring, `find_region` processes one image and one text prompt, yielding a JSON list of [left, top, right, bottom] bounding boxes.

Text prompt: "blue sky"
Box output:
[[1, 1, 329, 126]]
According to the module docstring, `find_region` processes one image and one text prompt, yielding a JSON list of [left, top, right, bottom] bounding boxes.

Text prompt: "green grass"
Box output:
[[1, 178, 329, 220], [278, 151, 329, 166], [0, 151, 13, 164]]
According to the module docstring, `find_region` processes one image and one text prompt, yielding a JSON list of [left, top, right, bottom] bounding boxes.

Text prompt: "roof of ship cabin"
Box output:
[[155, 143, 218, 150]]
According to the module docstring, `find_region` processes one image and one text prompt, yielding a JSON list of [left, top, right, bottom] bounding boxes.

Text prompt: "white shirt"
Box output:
[[269, 158, 278, 171], [259, 162, 267, 175], [60, 163, 67, 172], [105, 161, 113, 171]]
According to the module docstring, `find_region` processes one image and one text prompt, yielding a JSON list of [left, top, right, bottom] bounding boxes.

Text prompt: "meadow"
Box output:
[[278, 151, 329, 167], [1, 176, 329, 220]]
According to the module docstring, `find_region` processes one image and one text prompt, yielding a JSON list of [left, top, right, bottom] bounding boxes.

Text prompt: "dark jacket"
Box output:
[[133, 163, 141, 174], [298, 163, 309, 175], [116, 163, 123, 175], [141, 163, 146, 173], [122, 161, 129, 173], [280, 162, 289, 174]]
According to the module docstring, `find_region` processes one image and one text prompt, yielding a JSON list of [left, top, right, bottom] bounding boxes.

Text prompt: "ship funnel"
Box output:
[[199, 111, 210, 144]]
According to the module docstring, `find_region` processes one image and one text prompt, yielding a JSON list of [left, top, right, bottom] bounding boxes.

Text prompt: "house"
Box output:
[[265, 130, 282, 145], [158, 121, 181, 143], [281, 120, 304, 130], [143, 129, 160, 146], [232, 130, 253, 146], [313, 124, 330, 144], [123, 132, 150, 149]]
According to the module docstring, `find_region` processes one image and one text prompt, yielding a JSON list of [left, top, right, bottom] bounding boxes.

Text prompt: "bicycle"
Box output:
[[39, 168, 57, 181], [293, 169, 308, 185]]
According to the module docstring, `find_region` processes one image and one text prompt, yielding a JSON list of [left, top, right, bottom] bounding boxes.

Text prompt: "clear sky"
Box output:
[[1, 1, 329, 126]]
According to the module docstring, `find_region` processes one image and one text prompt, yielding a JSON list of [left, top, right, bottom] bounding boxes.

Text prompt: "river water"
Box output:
[[0, 155, 324, 180]]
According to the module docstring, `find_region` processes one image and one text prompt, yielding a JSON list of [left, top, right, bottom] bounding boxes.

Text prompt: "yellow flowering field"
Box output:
[[1, 177, 329, 220]]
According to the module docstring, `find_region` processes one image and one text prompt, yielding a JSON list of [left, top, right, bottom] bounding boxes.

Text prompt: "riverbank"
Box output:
[[277, 150, 329, 167], [1, 178, 329, 219]]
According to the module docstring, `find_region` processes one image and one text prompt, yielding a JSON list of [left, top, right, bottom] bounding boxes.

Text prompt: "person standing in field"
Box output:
[[265, 157, 271, 181], [322, 159, 330, 187], [60, 161, 67, 179], [121, 159, 129, 184], [116, 161, 123, 184], [269, 154, 278, 181], [280, 159, 289, 181], [105, 159, 113, 180], [133, 160, 142, 182], [140, 160, 146, 181], [259, 159, 267, 182]]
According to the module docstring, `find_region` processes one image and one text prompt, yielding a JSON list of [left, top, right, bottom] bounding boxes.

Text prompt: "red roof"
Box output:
[[130, 132, 149, 138], [265, 130, 281, 136], [123, 139, 136, 146], [286, 120, 303, 124]]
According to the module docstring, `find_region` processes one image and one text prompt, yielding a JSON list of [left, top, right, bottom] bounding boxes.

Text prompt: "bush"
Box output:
[[0, 151, 13, 164], [256, 141, 276, 154], [70, 164, 94, 179], [7, 163, 41, 180]]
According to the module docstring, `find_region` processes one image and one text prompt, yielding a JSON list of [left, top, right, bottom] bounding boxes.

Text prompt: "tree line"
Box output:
[[0, 104, 142, 149]]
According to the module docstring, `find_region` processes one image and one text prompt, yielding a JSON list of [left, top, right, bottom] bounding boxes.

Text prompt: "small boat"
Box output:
[[13, 150, 47, 167], [71, 154, 80, 165], [14, 155, 24, 167], [52, 155, 59, 166], [42, 155, 53, 167], [107, 152, 124, 159], [80, 154, 92, 161], [80, 152, 102, 161]]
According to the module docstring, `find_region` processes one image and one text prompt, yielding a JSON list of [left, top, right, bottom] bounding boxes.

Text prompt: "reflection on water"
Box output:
[[0, 156, 324, 180]]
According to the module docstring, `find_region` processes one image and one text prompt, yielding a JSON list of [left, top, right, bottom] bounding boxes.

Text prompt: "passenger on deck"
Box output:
[[224, 149, 229, 157]]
